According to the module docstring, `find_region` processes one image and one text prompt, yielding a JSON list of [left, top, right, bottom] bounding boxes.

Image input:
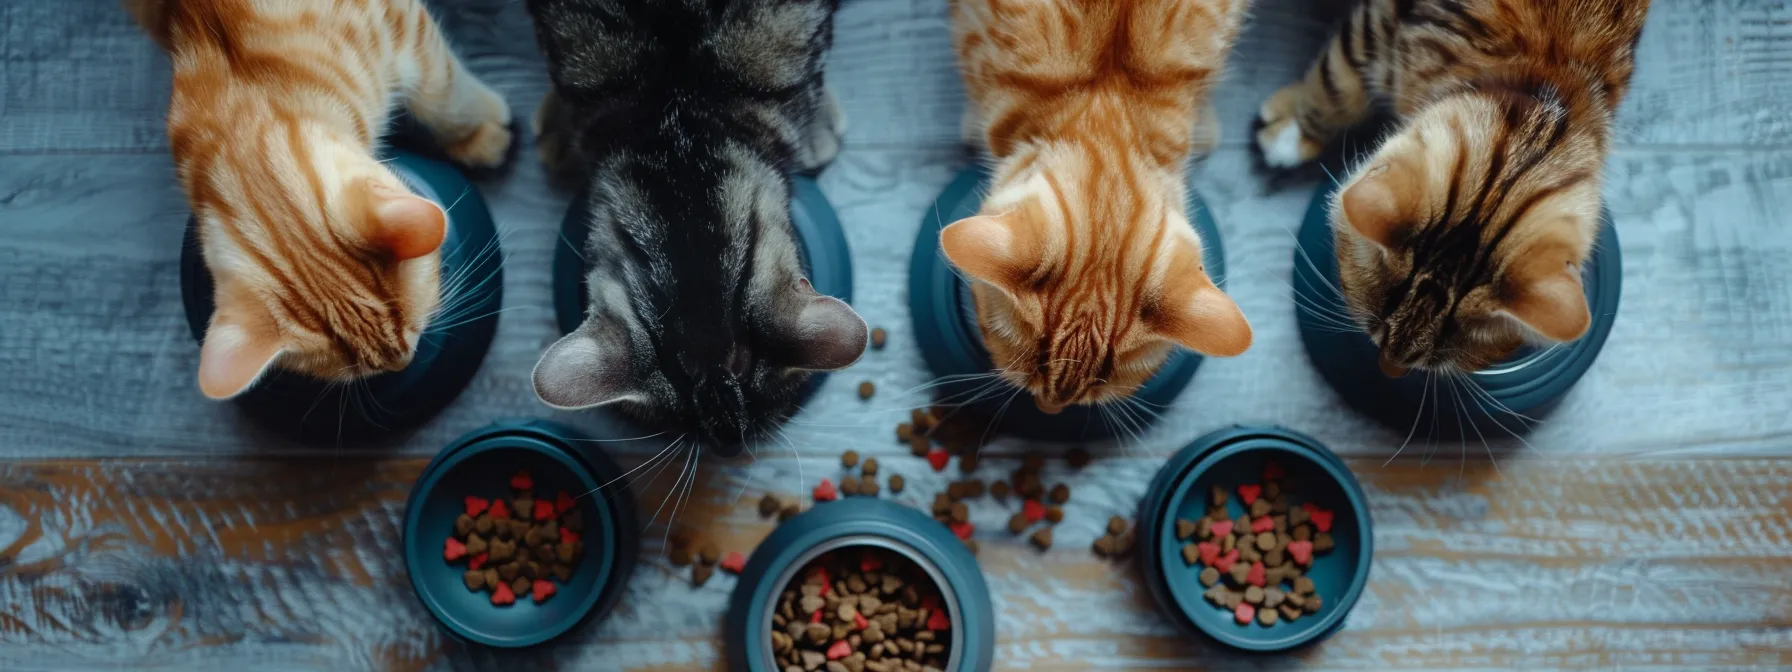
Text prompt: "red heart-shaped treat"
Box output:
[[812, 568, 832, 596], [488, 499, 510, 520], [1263, 461, 1285, 480], [510, 470, 533, 491], [854, 612, 869, 630], [720, 551, 747, 574], [533, 500, 554, 521], [1301, 502, 1319, 515], [443, 537, 467, 562], [1023, 499, 1046, 524], [810, 608, 824, 624], [1208, 520, 1234, 538], [922, 595, 941, 610], [927, 450, 950, 472], [469, 553, 488, 571], [464, 496, 490, 517], [1213, 549, 1240, 573], [1236, 484, 1262, 505], [554, 490, 576, 514], [827, 640, 853, 660], [949, 521, 975, 540], [531, 579, 556, 603], [1197, 541, 1221, 567], [927, 609, 951, 631], [1310, 509, 1335, 533], [1246, 561, 1266, 587], [1234, 603, 1255, 624], [491, 582, 516, 606], [1251, 516, 1275, 534], [560, 528, 580, 545], [1288, 540, 1314, 565], [813, 478, 838, 502]]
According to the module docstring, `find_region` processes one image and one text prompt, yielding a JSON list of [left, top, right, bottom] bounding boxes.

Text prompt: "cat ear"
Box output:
[[197, 318, 284, 400], [1338, 161, 1416, 249], [781, 285, 869, 371], [1150, 238, 1253, 357], [532, 330, 642, 410], [1501, 239, 1590, 342], [365, 180, 446, 261], [940, 214, 1036, 293]]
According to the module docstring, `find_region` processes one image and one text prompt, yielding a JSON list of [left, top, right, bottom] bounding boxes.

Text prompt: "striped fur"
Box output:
[[527, 0, 866, 450], [130, 0, 514, 398], [947, 0, 1255, 414], [1257, 0, 1650, 374]]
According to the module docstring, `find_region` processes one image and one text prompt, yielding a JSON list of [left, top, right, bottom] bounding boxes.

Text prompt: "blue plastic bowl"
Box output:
[[725, 498, 994, 672], [402, 419, 640, 648], [1292, 184, 1621, 435], [908, 166, 1226, 442], [1137, 426, 1372, 652], [179, 149, 503, 442], [552, 175, 854, 457]]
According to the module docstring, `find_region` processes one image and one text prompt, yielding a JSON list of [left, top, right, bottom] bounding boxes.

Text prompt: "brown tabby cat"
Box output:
[[947, 0, 1255, 414], [127, 0, 513, 398], [1257, 0, 1649, 375]]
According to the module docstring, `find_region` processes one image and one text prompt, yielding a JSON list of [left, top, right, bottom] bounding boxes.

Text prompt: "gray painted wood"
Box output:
[[1, 0, 1789, 669]]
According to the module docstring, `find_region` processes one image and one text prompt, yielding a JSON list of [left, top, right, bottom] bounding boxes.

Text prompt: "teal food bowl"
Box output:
[[552, 175, 853, 458], [402, 420, 640, 648], [1293, 184, 1621, 435], [725, 498, 994, 671], [179, 149, 502, 442], [908, 166, 1225, 442], [1137, 426, 1372, 652]]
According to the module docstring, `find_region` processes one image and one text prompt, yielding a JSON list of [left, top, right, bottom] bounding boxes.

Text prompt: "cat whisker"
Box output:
[[661, 442, 703, 556], [646, 440, 698, 552], [581, 432, 686, 498], [1450, 374, 1504, 478], [979, 387, 1024, 450], [1454, 371, 1542, 460], [424, 305, 532, 334], [565, 429, 669, 444], [1384, 368, 1433, 467]]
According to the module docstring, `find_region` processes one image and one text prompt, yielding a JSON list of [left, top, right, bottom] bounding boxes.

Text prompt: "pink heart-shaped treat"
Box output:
[[1288, 540, 1314, 565], [1251, 516, 1275, 534], [1197, 541, 1221, 566], [1208, 520, 1234, 538], [1213, 549, 1240, 573], [827, 640, 853, 660], [1311, 509, 1335, 533], [1236, 484, 1262, 505], [1245, 561, 1266, 587]]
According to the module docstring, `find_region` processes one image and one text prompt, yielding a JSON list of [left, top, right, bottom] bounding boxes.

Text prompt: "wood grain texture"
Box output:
[[1, 0, 1790, 669]]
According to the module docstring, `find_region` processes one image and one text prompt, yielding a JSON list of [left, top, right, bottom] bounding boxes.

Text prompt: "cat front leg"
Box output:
[[794, 78, 845, 172], [397, 4, 514, 168], [1254, 4, 1376, 169]]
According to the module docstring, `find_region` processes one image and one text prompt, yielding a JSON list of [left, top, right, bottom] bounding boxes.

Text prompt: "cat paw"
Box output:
[[1254, 89, 1322, 169], [797, 87, 845, 171], [444, 93, 513, 169]]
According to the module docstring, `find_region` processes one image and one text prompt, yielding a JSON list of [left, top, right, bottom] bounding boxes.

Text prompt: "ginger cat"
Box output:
[[947, 0, 1255, 414], [126, 0, 513, 398]]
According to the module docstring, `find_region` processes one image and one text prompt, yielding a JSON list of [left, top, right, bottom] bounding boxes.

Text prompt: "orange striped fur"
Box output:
[[946, 0, 1254, 414], [128, 0, 513, 398]]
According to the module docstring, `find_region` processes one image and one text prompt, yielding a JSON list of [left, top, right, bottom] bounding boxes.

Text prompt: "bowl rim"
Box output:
[[401, 421, 628, 648], [755, 535, 964, 671], [1139, 425, 1373, 652]]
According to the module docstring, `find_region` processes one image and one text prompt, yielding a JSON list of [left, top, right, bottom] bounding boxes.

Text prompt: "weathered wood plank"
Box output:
[[1, 456, 1788, 670]]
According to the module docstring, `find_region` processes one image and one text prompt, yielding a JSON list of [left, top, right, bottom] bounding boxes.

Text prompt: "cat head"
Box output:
[[1332, 87, 1603, 376], [533, 147, 867, 450], [190, 134, 445, 399], [941, 151, 1251, 414]]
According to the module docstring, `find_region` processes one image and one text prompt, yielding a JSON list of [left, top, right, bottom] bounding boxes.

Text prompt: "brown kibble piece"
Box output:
[[761, 493, 784, 518], [1279, 603, 1302, 621], [464, 570, 486, 591], [1029, 527, 1053, 550], [1244, 585, 1264, 604], [1264, 481, 1281, 499], [1048, 483, 1070, 504], [896, 423, 914, 443], [1293, 525, 1313, 542], [1264, 549, 1285, 567], [699, 542, 720, 566], [781, 503, 802, 521], [1199, 567, 1221, 587], [861, 475, 880, 496], [871, 327, 887, 349], [455, 514, 476, 538], [1175, 519, 1199, 540], [964, 479, 985, 498], [1305, 594, 1323, 613], [1238, 543, 1261, 563], [950, 502, 969, 524], [842, 477, 862, 497], [888, 475, 905, 494], [862, 458, 879, 476], [1294, 576, 1316, 595], [482, 568, 499, 589], [1250, 498, 1272, 518], [1259, 606, 1279, 626], [1229, 561, 1250, 585], [497, 562, 519, 583], [1045, 505, 1064, 524], [1314, 532, 1335, 552], [1210, 485, 1228, 507], [1288, 507, 1310, 527], [842, 450, 861, 469], [858, 382, 875, 400], [1008, 512, 1029, 534], [692, 563, 714, 587], [1263, 587, 1286, 609], [989, 481, 1010, 500], [1107, 516, 1128, 536], [553, 564, 572, 582], [1256, 531, 1276, 551], [1271, 494, 1291, 514], [510, 577, 530, 596], [465, 534, 489, 556], [908, 436, 930, 457], [958, 452, 979, 474], [1221, 533, 1235, 553], [1023, 452, 1046, 472], [1092, 535, 1114, 557], [1181, 544, 1202, 566]]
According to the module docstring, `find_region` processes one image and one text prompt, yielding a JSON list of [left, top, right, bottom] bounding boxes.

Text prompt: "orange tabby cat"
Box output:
[[127, 0, 513, 398], [947, 0, 1254, 414]]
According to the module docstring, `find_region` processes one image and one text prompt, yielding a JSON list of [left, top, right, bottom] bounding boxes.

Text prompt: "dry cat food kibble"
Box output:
[[769, 547, 952, 672], [1180, 462, 1336, 627], [870, 327, 888, 350], [444, 470, 584, 606], [859, 381, 876, 400]]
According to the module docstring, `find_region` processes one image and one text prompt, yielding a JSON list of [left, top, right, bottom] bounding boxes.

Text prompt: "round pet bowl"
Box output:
[[180, 149, 503, 442], [909, 166, 1227, 442], [725, 498, 994, 672], [552, 175, 853, 417], [402, 419, 640, 648], [1137, 425, 1372, 652], [1292, 183, 1621, 435]]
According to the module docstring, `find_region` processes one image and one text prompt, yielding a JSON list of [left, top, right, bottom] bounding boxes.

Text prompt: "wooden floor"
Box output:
[[2, 0, 1789, 670]]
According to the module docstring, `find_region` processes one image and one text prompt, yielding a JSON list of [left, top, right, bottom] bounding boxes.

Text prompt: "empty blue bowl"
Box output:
[[179, 149, 503, 442], [908, 166, 1226, 442], [1292, 184, 1621, 435], [402, 419, 640, 648], [1137, 426, 1372, 652], [725, 498, 994, 671]]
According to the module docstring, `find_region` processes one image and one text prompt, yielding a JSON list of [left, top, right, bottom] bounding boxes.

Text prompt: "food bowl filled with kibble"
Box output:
[[1293, 183, 1621, 435], [908, 166, 1227, 442], [1136, 426, 1372, 652], [179, 149, 502, 441], [402, 419, 640, 648], [726, 497, 994, 671]]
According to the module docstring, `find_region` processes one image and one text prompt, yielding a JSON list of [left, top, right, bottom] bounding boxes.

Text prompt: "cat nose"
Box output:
[[1378, 349, 1410, 378], [1033, 396, 1066, 415]]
